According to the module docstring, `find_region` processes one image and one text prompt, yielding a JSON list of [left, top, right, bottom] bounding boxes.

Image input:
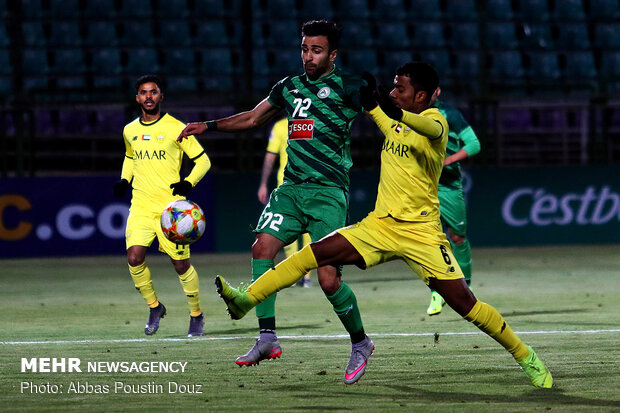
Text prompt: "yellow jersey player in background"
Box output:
[[257, 118, 312, 287], [113, 74, 211, 337], [216, 62, 552, 388]]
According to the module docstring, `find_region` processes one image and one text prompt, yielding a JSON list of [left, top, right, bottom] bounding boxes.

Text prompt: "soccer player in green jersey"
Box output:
[[427, 87, 481, 316], [178, 20, 370, 372], [114, 74, 211, 337], [216, 62, 553, 388]]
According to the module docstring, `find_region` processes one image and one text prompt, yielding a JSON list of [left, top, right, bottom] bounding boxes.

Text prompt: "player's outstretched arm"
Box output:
[[400, 110, 444, 141], [177, 99, 280, 141], [178, 122, 208, 141]]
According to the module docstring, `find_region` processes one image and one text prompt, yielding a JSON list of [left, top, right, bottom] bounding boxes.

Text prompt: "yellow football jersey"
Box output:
[[121, 113, 210, 214], [265, 118, 288, 186], [369, 106, 448, 222]]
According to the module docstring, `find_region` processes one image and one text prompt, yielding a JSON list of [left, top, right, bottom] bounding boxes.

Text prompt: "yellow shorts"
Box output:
[[338, 211, 464, 285], [125, 209, 190, 260]]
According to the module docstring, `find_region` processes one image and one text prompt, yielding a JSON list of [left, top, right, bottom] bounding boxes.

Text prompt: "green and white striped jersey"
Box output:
[[268, 65, 363, 189]]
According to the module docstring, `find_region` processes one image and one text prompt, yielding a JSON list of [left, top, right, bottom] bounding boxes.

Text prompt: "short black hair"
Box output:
[[135, 74, 165, 93], [301, 20, 342, 51], [395, 62, 439, 102]]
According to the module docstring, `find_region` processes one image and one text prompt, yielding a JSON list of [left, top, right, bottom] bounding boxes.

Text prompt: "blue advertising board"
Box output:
[[0, 177, 215, 258], [1, 166, 619, 258]]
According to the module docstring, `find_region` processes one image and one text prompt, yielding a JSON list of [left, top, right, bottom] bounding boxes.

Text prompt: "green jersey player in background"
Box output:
[[427, 87, 481, 316], [178, 20, 372, 383]]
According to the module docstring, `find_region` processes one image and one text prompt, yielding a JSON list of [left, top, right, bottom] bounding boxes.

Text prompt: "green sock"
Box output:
[[451, 238, 472, 284], [326, 282, 365, 341], [252, 259, 276, 319]]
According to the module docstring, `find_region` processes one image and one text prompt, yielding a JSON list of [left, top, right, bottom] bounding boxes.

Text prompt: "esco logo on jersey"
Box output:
[[288, 119, 314, 140]]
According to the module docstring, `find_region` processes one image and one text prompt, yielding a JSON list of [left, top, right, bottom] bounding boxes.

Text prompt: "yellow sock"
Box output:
[[129, 262, 158, 308], [283, 238, 299, 258], [178, 265, 201, 316], [247, 244, 318, 304], [301, 232, 312, 247], [301, 233, 312, 280], [464, 300, 530, 362]]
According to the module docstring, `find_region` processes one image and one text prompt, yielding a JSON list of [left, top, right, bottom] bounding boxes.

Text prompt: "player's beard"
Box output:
[[142, 101, 160, 116], [305, 59, 331, 81]]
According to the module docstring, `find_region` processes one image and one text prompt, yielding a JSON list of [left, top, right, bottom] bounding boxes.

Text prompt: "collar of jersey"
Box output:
[[305, 65, 337, 83], [139, 112, 166, 126]]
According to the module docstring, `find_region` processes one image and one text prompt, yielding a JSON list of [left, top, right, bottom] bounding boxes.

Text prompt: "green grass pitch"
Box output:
[[1, 245, 619, 412]]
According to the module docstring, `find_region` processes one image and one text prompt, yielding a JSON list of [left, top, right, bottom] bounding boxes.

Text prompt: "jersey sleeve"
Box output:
[[178, 134, 204, 159], [458, 126, 481, 157], [443, 104, 469, 134], [266, 77, 289, 109], [121, 128, 134, 181], [180, 135, 211, 186], [400, 109, 445, 142], [368, 106, 395, 136], [442, 102, 481, 157]]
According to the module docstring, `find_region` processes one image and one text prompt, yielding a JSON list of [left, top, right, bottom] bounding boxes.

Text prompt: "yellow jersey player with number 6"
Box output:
[[216, 62, 553, 388], [113, 75, 211, 337]]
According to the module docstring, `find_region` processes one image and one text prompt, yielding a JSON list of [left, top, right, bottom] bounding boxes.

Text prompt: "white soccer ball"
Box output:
[[160, 199, 206, 245]]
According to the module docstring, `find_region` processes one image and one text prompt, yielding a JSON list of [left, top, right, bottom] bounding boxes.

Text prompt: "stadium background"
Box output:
[[1, 0, 619, 257]]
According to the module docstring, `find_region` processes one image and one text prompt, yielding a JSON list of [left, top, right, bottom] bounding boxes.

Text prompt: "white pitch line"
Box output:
[[1, 329, 619, 346]]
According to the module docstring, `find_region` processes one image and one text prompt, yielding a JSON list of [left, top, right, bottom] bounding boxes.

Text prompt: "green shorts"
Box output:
[[255, 183, 348, 245], [438, 187, 467, 236]]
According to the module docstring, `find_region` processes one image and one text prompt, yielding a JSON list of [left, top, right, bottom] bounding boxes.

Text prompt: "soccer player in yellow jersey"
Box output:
[[257, 118, 312, 287], [114, 75, 211, 337], [216, 63, 553, 388]]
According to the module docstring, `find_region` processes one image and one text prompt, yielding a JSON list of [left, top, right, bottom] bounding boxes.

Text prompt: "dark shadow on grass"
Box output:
[[348, 276, 414, 284], [505, 308, 588, 317], [377, 384, 620, 409], [213, 323, 324, 336], [519, 320, 620, 328], [276, 379, 620, 410]]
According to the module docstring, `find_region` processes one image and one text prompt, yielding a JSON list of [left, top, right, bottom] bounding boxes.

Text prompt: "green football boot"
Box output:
[[518, 345, 553, 388], [215, 275, 254, 320], [426, 291, 446, 316]]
